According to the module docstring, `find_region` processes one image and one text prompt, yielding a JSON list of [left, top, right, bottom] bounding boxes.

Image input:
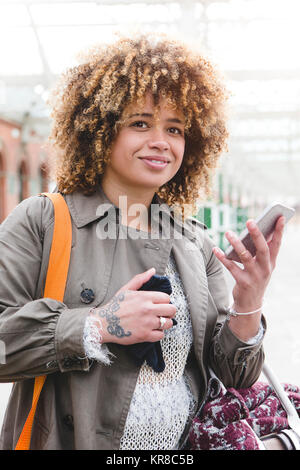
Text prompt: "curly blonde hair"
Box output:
[[47, 33, 229, 211]]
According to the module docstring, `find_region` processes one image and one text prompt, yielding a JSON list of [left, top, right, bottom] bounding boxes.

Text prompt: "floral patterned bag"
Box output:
[[186, 372, 300, 450]]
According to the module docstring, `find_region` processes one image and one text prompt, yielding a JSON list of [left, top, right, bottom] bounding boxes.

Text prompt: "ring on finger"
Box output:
[[240, 250, 248, 257], [159, 316, 167, 330], [239, 249, 252, 260]]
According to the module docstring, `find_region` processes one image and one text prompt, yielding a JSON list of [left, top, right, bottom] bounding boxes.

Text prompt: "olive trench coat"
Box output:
[[0, 186, 265, 450]]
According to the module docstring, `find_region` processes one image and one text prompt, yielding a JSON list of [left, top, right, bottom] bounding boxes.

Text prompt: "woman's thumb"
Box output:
[[121, 267, 156, 292]]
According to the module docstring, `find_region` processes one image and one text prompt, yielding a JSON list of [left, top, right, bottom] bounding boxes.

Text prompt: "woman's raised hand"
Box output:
[[90, 268, 177, 345], [212, 216, 285, 341]]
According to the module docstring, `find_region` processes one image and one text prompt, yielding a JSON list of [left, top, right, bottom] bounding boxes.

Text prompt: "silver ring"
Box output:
[[159, 316, 167, 330]]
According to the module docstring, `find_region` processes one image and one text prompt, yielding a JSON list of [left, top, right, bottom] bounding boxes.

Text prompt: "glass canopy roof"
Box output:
[[1, 0, 300, 202], [2, 0, 300, 75]]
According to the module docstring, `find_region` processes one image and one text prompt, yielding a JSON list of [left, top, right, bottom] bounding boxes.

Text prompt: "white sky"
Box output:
[[0, 0, 300, 75], [0, 1, 299, 205]]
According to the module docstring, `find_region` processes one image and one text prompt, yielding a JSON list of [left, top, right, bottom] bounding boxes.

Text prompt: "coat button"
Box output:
[[62, 357, 73, 368], [63, 414, 74, 430], [80, 288, 95, 304]]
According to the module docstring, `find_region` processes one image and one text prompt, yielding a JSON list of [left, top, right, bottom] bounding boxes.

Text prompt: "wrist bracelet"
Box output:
[[226, 303, 263, 318]]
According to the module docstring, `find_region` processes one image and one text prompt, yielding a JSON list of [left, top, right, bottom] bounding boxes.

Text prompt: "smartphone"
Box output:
[[225, 202, 295, 262]]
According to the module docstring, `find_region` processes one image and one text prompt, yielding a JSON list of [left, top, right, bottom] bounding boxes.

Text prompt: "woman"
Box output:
[[0, 34, 285, 450]]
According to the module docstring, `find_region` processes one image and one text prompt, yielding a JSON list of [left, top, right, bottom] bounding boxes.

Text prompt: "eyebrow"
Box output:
[[128, 113, 184, 124]]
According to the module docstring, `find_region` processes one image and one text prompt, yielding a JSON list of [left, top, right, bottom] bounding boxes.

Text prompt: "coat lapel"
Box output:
[[64, 185, 209, 367], [171, 235, 208, 368]]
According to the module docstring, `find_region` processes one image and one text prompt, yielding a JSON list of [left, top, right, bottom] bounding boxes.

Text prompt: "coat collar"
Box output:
[[62, 185, 199, 241]]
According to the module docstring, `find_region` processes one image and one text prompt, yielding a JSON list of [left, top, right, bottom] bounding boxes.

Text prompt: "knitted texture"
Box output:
[[119, 252, 195, 450], [82, 250, 267, 450]]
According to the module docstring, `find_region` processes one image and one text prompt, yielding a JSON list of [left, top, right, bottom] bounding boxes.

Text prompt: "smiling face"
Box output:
[[101, 92, 185, 193]]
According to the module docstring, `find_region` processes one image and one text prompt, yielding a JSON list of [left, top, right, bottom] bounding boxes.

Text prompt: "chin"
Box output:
[[142, 180, 168, 191], [131, 174, 167, 188]]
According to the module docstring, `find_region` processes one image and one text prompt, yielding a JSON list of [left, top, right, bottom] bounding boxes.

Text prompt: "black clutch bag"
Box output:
[[127, 274, 176, 373]]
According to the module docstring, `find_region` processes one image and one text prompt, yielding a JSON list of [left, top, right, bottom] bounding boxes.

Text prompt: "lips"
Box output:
[[138, 157, 170, 170], [138, 156, 170, 163]]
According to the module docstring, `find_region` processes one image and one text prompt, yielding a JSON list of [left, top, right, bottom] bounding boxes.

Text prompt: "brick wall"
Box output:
[[0, 118, 50, 223]]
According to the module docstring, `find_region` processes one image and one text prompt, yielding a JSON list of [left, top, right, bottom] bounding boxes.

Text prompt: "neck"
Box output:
[[100, 178, 157, 232]]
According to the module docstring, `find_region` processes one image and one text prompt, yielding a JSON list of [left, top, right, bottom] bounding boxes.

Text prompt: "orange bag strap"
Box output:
[[15, 192, 72, 450]]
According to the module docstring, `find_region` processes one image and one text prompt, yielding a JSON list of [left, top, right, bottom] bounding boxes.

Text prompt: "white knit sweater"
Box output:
[[83, 252, 264, 450], [83, 252, 194, 449]]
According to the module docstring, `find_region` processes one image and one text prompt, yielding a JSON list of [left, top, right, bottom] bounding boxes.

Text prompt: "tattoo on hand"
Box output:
[[97, 292, 132, 338]]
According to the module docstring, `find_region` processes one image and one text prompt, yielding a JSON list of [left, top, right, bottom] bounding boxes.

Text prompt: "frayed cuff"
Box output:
[[245, 321, 265, 345], [83, 314, 114, 365]]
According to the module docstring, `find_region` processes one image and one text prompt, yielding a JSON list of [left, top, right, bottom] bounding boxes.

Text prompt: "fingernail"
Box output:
[[248, 220, 256, 229], [147, 267, 155, 273], [227, 230, 237, 239], [172, 318, 177, 326]]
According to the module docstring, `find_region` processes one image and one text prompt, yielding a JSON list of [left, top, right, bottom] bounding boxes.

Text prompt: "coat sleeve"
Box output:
[[0, 196, 91, 382], [202, 228, 266, 389]]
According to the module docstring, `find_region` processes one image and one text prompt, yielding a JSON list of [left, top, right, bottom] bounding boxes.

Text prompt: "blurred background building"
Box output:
[[0, 0, 299, 246], [0, 0, 299, 420]]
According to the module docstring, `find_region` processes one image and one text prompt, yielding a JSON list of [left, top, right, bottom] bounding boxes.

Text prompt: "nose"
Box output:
[[148, 128, 170, 152]]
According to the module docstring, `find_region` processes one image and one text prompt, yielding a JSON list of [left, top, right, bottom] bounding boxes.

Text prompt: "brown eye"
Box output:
[[131, 120, 148, 128], [169, 127, 182, 135]]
